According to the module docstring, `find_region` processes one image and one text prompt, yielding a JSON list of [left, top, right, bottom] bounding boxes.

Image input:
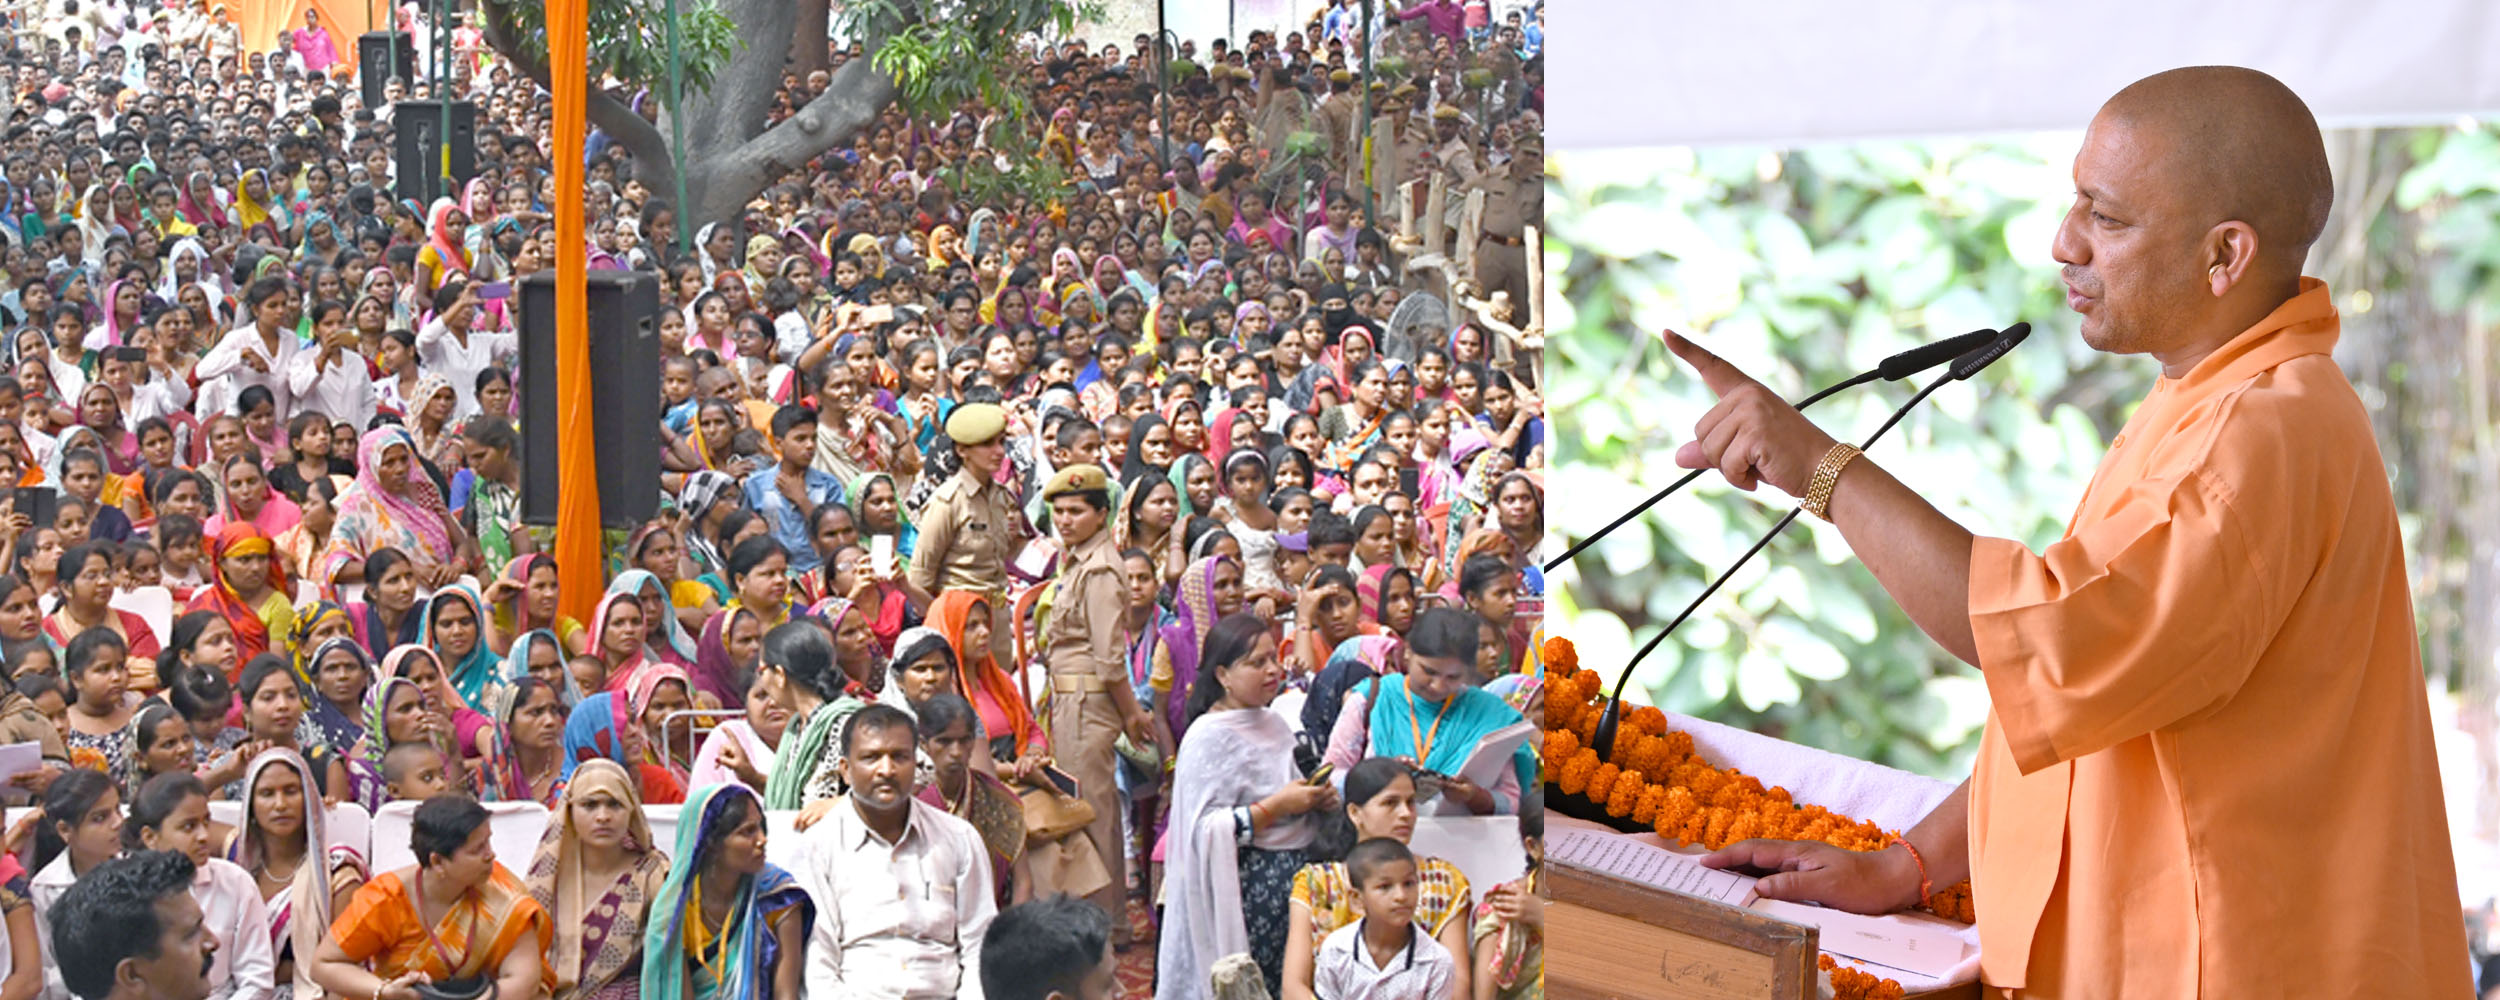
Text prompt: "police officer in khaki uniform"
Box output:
[[1037, 463, 1160, 944], [908, 402, 1025, 663], [1319, 68, 1358, 178], [1430, 103, 1481, 185], [1473, 135, 1542, 323]]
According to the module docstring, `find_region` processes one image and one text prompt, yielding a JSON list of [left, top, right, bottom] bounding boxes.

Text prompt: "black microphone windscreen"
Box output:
[[1876, 328, 1999, 381], [1950, 322, 2031, 380]]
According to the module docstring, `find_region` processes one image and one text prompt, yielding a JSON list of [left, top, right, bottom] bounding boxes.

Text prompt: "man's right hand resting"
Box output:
[[1699, 839, 1926, 915]]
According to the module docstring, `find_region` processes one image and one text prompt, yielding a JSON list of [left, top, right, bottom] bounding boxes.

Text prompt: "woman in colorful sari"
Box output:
[[233, 169, 290, 236], [412, 198, 473, 302], [910, 691, 1024, 908], [378, 645, 497, 785], [527, 758, 670, 1000], [206, 454, 305, 539], [609, 569, 698, 668], [564, 692, 686, 805], [586, 589, 659, 696], [488, 553, 587, 656], [1152, 555, 1240, 746], [1320, 359, 1395, 471], [301, 637, 391, 806], [422, 584, 504, 709], [1283, 756, 1478, 1000], [344, 547, 425, 654], [185, 522, 295, 665], [928, 590, 1042, 771], [483, 675, 572, 808], [641, 783, 810, 1000], [690, 606, 761, 709], [624, 663, 700, 786], [310, 795, 553, 1000], [755, 622, 859, 813], [325, 427, 475, 590], [228, 747, 368, 999]]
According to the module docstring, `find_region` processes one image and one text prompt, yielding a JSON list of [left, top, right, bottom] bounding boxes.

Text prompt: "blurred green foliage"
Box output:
[[1545, 124, 2500, 779]]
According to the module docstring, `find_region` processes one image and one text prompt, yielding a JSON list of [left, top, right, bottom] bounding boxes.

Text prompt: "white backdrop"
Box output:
[[1549, 0, 2500, 149]]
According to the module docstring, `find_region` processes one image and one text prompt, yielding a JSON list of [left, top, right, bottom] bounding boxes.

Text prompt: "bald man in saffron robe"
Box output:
[[1678, 67, 2473, 997]]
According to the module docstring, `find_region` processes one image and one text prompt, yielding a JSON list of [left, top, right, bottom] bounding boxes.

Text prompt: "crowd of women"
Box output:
[[0, 0, 1546, 997]]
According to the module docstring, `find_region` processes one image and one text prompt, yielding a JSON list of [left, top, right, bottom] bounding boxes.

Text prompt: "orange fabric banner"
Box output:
[[548, 0, 600, 627]]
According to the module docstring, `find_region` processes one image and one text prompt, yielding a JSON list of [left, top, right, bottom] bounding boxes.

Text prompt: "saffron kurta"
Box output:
[[1964, 279, 2470, 997]]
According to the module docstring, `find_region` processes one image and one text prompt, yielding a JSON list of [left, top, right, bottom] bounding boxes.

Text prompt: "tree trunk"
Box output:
[[790, 0, 832, 79], [479, 0, 902, 230]]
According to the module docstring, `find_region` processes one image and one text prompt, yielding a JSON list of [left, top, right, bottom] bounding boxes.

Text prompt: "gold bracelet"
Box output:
[[1800, 442, 1862, 522]]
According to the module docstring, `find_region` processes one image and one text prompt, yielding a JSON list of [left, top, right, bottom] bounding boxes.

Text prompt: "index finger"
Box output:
[[1662, 330, 1758, 398]]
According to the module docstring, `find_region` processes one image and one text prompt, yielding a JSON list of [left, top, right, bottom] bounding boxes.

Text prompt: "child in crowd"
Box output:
[[382, 740, 454, 801], [1315, 838, 1455, 1000]]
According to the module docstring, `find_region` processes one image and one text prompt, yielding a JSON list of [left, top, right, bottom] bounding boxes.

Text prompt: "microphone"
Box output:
[[1582, 323, 2029, 760], [1950, 321, 2029, 380], [1543, 327, 2002, 574]]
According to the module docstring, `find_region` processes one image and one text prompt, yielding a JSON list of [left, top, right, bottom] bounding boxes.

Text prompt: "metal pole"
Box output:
[[666, 0, 690, 254], [1155, 0, 1169, 168], [1357, 0, 1373, 221], [436, 0, 450, 201]]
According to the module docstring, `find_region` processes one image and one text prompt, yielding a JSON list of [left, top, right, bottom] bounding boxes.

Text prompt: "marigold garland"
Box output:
[[1820, 954, 1908, 1000], [1542, 634, 1981, 995]]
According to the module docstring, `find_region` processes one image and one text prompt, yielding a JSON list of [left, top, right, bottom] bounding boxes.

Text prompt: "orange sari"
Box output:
[[330, 867, 555, 995]]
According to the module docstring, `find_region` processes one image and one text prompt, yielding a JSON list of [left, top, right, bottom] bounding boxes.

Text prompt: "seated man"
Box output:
[[799, 703, 998, 999]]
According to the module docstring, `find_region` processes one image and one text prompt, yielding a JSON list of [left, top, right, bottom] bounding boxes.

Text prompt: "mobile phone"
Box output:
[[1398, 466, 1419, 497], [858, 303, 894, 326], [1304, 762, 1334, 787], [112, 346, 147, 365], [869, 533, 895, 579], [13, 486, 52, 528], [1039, 764, 1080, 799], [477, 281, 512, 300]]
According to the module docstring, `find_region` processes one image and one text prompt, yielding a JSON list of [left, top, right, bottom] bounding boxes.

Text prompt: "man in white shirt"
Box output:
[[798, 703, 996, 1000], [192, 276, 299, 418], [287, 301, 379, 427], [415, 277, 514, 419]]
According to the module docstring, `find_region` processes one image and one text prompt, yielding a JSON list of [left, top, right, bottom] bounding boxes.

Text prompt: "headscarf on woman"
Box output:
[[1119, 413, 1170, 484], [640, 783, 812, 1000], [1158, 556, 1232, 741], [929, 591, 1038, 757], [564, 691, 686, 804], [690, 607, 758, 709], [502, 628, 586, 707], [623, 662, 697, 782], [422, 584, 502, 709], [422, 196, 471, 278], [1168, 452, 1214, 520], [230, 747, 366, 1000], [608, 569, 697, 665], [297, 635, 372, 754], [188, 522, 292, 665], [323, 427, 456, 586], [492, 553, 584, 651], [586, 589, 657, 696], [526, 758, 669, 1000], [234, 169, 281, 231], [177, 172, 228, 228]]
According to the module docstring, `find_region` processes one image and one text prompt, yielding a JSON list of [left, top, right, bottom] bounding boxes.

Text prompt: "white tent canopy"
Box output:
[[1550, 0, 2500, 149]]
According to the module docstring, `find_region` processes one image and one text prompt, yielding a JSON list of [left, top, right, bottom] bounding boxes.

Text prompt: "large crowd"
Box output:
[[0, 0, 1547, 998]]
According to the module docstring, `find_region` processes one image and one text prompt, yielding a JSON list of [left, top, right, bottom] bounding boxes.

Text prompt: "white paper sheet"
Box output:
[[0, 742, 42, 783]]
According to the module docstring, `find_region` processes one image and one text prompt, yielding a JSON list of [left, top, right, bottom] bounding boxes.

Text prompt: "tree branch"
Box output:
[[691, 50, 901, 223], [478, 0, 679, 198], [679, 0, 801, 161]]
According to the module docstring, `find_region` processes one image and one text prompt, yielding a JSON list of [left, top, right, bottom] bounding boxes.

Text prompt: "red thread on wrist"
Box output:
[[1890, 833, 1933, 907]]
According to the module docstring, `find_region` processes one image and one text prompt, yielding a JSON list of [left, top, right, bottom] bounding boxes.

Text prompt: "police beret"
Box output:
[[943, 403, 1007, 445], [1042, 463, 1110, 501]]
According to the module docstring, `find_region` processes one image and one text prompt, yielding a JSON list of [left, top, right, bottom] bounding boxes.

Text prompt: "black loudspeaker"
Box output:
[[518, 270, 663, 528], [355, 32, 414, 110], [391, 99, 476, 206]]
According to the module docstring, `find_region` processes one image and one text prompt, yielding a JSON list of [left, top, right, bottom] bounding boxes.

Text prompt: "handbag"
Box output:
[[1019, 782, 1098, 842], [410, 868, 497, 1000]]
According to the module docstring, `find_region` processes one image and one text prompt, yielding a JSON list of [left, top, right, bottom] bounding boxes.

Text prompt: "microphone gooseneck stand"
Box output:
[[1580, 329, 2019, 759]]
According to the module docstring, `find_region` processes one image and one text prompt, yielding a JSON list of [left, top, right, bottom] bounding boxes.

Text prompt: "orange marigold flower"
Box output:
[[1572, 670, 1603, 702], [1546, 691, 1581, 731], [1726, 812, 1762, 845], [1700, 806, 1736, 850], [1604, 771, 1643, 818], [1630, 705, 1667, 737], [1585, 763, 1621, 804], [1544, 635, 1577, 676], [1557, 748, 1599, 797], [1544, 727, 1580, 764], [1633, 784, 1670, 826]]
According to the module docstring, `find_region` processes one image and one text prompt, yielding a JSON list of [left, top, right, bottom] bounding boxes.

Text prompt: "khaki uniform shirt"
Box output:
[[907, 469, 1024, 597], [1043, 528, 1129, 685]]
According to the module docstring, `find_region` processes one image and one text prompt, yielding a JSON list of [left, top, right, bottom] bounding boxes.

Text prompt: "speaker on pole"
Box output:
[[356, 31, 414, 109], [517, 270, 662, 528], [390, 99, 476, 205]]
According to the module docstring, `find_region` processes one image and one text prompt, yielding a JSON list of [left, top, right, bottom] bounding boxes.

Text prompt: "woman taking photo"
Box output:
[[526, 759, 669, 1000], [311, 795, 553, 1000], [228, 747, 367, 998], [641, 782, 810, 1000], [1157, 613, 1337, 1000]]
